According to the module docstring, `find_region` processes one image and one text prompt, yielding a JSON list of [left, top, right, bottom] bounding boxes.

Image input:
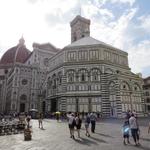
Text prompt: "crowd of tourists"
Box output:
[[0, 112, 32, 136], [67, 112, 97, 139], [1, 110, 150, 147]]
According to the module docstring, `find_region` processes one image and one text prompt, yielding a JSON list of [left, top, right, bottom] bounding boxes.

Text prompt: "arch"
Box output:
[[90, 68, 101, 81], [47, 76, 51, 80], [108, 81, 116, 91], [66, 69, 76, 83], [120, 81, 131, 91], [65, 69, 76, 76], [108, 81, 117, 117], [57, 71, 63, 76], [20, 94, 27, 101], [78, 68, 89, 82], [47, 76, 52, 88], [57, 71, 63, 85], [133, 82, 141, 91], [52, 73, 56, 78], [78, 68, 89, 74], [90, 67, 102, 73], [51, 73, 57, 88]]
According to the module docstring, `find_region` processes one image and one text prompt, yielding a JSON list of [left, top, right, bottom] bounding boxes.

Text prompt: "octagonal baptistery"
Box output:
[[0, 37, 31, 67], [46, 15, 144, 118]]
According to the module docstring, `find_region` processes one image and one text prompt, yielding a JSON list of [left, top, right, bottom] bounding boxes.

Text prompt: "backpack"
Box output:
[[79, 118, 82, 124], [86, 116, 90, 124], [72, 118, 76, 127]]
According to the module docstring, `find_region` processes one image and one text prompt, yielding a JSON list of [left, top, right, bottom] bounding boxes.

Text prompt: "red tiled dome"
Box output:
[[0, 38, 31, 65]]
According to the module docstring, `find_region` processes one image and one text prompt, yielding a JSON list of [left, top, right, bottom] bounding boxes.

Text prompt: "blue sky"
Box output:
[[0, 0, 150, 77]]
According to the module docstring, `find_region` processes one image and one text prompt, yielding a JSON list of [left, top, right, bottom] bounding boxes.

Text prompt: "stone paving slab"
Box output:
[[0, 119, 150, 150]]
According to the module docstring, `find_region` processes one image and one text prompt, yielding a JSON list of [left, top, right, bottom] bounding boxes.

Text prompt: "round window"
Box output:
[[22, 79, 28, 85]]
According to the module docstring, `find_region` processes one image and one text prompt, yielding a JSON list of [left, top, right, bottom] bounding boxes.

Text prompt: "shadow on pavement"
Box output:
[[40, 128, 46, 130], [89, 136, 108, 143], [95, 132, 113, 138], [140, 137, 150, 142], [128, 144, 150, 150], [137, 146, 150, 150], [74, 137, 98, 146]]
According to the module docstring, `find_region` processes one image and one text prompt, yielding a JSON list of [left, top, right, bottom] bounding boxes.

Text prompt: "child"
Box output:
[[122, 119, 130, 145]]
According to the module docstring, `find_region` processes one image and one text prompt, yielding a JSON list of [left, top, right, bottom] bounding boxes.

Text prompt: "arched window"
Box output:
[[109, 82, 115, 91], [73, 32, 77, 41], [52, 74, 57, 89], [120, 81, 130, 91], [78, 69, 88, 82], [90, 68, 100, 81], [133, 83, 141, 91], [58, 72, 62, 85], [81, 73, 85, 82], [67, 70, 75, 83]]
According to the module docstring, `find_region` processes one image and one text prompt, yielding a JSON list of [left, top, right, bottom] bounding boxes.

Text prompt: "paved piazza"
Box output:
[[0, 118, 150, 150]]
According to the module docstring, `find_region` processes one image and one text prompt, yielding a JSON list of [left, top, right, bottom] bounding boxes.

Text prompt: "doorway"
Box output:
[[42, 101, 46, 113], [51, 99, 57, 112], [110, 95, 117, 117], [20, 103, 25, 112]]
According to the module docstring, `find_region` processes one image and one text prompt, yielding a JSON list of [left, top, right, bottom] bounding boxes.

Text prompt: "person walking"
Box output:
[[67, 113, 76, 139], [129, 113, 140, 146], [90, 112, 97, 133], [126, 110, 131, 120], [132, 110, 137, 118], [38, 112, 44, 129], [56, 112, 60, 122], [75, 113, 82, 138], [85, 113, 90, 137]]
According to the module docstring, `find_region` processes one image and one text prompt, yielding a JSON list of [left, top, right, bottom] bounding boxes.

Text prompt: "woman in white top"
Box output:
[[129, 113, 140, 146]]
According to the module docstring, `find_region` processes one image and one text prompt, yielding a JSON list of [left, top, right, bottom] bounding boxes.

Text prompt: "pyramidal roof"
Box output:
[[65, 36, 118, 50]]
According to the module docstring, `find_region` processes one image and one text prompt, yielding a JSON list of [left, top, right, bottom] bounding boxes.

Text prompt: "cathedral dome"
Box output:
[[0, 37, 31, 65]]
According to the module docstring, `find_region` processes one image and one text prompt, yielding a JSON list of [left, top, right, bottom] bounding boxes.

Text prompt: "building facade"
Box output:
[[0, 38, 59, 114], [46, 15, 144, 117], [0, 15, 145, 117], [143, 77, 150, 114]]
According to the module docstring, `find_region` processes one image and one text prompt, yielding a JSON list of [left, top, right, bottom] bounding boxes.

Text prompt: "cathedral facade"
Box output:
[[0, 15, 144, 117], [0, 38, 59, 114]]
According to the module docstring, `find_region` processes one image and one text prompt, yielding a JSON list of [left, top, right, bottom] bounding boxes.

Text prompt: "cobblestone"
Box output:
[[0, 119, 149, 150]]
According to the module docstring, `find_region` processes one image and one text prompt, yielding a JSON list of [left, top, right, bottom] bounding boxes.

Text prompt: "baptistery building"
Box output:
[[46, 15, 144, 117]]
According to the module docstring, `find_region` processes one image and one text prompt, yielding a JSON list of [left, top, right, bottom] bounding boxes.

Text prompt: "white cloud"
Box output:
[[90, 0, 136, 6], [108, 0, 136, 6], [128, 40, 150, 76], [0, 0, 78, 58], [138, 15, 150, 33], [91, 8, 137, 49]]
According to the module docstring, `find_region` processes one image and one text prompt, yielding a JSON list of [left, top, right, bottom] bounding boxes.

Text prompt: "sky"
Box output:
[[0, 0, 150, 78]]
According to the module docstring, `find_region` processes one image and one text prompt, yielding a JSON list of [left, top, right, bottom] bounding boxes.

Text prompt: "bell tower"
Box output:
[[70, 15, 90, 43]]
